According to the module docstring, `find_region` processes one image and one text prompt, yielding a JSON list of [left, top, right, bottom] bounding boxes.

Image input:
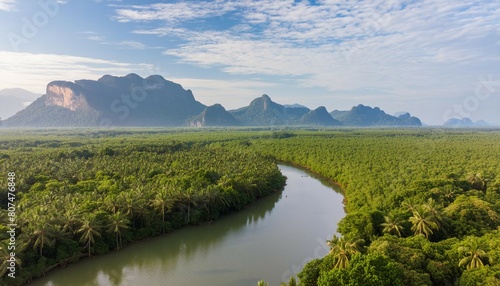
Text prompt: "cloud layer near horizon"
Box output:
[[0, 51, 156, 93]]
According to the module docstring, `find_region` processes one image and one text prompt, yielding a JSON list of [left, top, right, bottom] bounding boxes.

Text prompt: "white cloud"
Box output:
[[84, 31, 161, 50], [0, 0, 16, 11], [0, 51, 157, 93], [113, 0, 500, 102], [170, 77, 278, 109], [52, 0, 496, 124], [113, 1, 236, 23]]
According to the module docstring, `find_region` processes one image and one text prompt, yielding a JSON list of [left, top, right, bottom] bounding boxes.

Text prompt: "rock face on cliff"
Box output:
[[5, 74, 205, 127], [189, 104, 240, 127], [45, 81, 89, 111]]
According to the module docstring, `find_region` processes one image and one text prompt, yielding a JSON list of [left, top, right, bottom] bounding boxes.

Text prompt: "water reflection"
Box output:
[[34, 165, 345, 286]]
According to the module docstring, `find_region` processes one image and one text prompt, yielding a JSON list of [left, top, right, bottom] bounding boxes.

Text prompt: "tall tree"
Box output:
[[458, 239, 489, 270], [409, 205, 439, 239], [424, 198, 446, 233], [327, 235, 362, 269], [150, 186, 175, 233], [29, 219, 56, 258], [77, 215, 102, 257], [179, 187, 199, 223], [106, 212, 130, 250], [467, 173, 486, 191], [381, 214, 404, 237]]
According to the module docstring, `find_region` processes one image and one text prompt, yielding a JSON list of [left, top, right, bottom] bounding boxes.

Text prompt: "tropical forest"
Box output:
[[0, 128, 499, 286]]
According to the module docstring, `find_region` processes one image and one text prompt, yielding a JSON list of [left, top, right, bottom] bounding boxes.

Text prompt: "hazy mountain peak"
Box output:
[[299, 106, 341, 126], [443, 117, 489, 127], [261, 94, 271, 100], [315, 106, 328, 113], [189, 103, 239, 127], [0, 88, 41, 120], [284, 103, 308, 109], [332, 104, 421, 126]]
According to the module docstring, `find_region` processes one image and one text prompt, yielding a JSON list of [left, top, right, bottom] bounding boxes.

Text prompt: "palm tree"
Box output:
[[458, 238, 489, 270], [104, 194, 120, 214], [132, 187, 148, 229], [409, 205, 439, 239], [150, 187, 176, 233], [118, 192, 136, 217], [381, 214, 404, 237], [287, 276, 297, 286], [106, 212, 130, 250], [179, 187, 199, 223], [77, 214, 102, 257], [424, 198, 446, 233], [201, 185, 230, 216], [327, 235, 362, 269], [467, 172, 486, 191], [402, 198, 417, 212], [257, 281, 269, 286], [30, 219, 56, 258], [59, 207, 80, 234]]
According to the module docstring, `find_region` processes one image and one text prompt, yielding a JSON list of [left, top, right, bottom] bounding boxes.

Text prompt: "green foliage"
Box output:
[[298, 258, 323, 286], [458, 266, 500, 286], [1, 128, 499, 285], [317, 253, 404, 286], [0, 129, 286, 284], [249, 129, 500, 285]]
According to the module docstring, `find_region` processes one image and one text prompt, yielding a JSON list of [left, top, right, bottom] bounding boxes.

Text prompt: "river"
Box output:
[[30, 164, 345, 286]]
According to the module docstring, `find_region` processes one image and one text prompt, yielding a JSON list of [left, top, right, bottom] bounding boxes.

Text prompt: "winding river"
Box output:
[[31, 165, 345, 286]]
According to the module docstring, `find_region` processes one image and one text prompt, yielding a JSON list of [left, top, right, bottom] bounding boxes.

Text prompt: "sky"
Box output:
[[0, 0, 499, 125]]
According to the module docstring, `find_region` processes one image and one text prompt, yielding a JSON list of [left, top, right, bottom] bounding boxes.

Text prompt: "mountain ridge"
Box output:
[[0, 88, 41, 120], [2, 74, 425, 127]]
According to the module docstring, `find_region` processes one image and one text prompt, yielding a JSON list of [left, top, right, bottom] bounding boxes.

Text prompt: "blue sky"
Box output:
[[0, 0, 499, 124]]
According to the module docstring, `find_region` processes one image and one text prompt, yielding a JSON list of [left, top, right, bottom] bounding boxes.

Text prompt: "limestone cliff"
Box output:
[[45, 81, 88, 111]]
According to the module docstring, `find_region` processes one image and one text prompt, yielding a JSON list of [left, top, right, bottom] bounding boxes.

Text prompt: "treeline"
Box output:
[[1, 128, 499, 285], [0, 133, 285, 285], [251, 129, 500, 285]]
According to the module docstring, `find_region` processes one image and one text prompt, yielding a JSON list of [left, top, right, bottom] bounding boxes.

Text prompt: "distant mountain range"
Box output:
[[2, 74, 425, 127], [0, 88, 41, 120], [443, 118, 490, 127]]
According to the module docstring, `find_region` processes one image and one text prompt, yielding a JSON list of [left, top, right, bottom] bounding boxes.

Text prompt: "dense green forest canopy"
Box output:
[[0, 127, 499, 285]]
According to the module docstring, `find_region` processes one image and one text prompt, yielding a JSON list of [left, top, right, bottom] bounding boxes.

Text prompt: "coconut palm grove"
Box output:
[[0, 128, 499, 285]]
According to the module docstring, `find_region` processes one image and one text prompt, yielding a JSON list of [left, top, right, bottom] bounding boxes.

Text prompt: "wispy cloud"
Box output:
[[83, 31, 161, 50], [112, 0, 500, 98], [0, 51, 156, 92], [170, 77, 278, 109], [0, 0, 16, 11], [113, 1, 235, 23]]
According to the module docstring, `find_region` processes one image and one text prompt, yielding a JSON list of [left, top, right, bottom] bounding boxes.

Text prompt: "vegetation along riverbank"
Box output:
[[1, 128, 499, 285]]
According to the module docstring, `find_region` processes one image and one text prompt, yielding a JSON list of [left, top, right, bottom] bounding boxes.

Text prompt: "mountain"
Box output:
[[4, 74, 205, 127], [229, 94, 309, 126], [3, 74, 426, 128], [299, 106, 342, 126], [330, 104, 422, 126], [0, 88, 41, 120], [443, 118, 489, 127], [284, 103, 308, 109], [189, 104, 240, 127]]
